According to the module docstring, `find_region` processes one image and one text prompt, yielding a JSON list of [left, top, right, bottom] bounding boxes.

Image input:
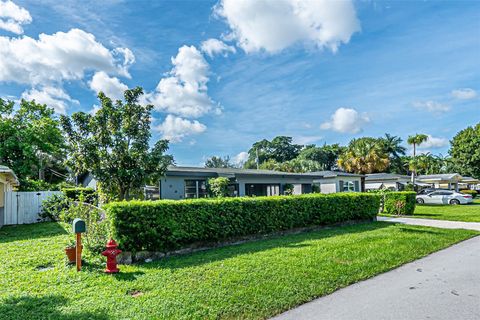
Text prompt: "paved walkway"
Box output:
[[377, 216, 480, 231], [272, 219, 480, 320]]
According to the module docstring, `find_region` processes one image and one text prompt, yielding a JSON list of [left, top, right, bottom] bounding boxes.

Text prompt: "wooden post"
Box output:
[[76, 232, 82, 272]]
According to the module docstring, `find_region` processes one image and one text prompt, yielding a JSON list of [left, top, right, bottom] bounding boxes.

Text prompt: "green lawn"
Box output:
[[410, 199, 480, 222], [0, 222, 477, 320]]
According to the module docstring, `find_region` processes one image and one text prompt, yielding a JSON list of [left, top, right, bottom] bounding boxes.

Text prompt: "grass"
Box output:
[[0, 222, 478, 320], [381, 199, 480, 222]]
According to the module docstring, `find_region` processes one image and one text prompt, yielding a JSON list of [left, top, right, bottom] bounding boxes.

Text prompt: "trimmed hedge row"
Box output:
[[106, 193, 381, 253], [383, 191, 416, 215]]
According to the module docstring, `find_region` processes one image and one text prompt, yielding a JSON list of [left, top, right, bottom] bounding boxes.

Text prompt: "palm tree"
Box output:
[[407, 134, 428, 185], [338, 138, 390, 174], [381, 134, 407, 173], [382, 133, 407, 159]]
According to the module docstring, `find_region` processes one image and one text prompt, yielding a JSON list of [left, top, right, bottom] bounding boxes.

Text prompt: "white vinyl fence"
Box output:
[[3, 191, 62, 225]]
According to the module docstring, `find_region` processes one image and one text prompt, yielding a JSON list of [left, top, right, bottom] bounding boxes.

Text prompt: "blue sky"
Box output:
[[1, 0, 479, 166]]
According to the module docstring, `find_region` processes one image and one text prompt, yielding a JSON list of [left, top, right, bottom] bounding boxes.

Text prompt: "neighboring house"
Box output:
[[365, 173, 412, 191], [458, 177, 480, 191], [77, 172, 97, 189], [309, 171, 364, 194], [417, 173, 463, 191], [160, 166, 364, 200], [0, 166, 20, 228]]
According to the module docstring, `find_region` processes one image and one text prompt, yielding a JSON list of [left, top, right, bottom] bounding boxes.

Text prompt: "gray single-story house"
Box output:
[[365, 173, 412, 191], [160, 166, 364, 200]]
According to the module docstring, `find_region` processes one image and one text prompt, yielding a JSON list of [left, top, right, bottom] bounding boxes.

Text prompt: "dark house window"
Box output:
[[185, 180, 208, 198]]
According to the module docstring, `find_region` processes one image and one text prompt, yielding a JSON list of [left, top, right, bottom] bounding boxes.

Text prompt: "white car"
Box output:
[[416, 190, 473, 205]]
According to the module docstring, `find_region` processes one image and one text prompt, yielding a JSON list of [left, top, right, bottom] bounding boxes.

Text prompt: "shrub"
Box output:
[[62, 187, 97, 204], [383, 192, 416, 215], [460, 190, 477, 198], [207, 177, 230, 198], [106, 193, 381, 253], [283, 183, 294, 195], [39, 194, 70, 221]]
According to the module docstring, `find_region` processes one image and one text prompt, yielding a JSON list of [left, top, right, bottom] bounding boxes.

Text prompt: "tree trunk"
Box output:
[[411, 143, 416, 186]]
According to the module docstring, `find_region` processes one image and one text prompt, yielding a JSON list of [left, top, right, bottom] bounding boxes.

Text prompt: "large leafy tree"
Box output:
[[298, 143, 345, 170], [60, 88, 173, 200], [0, 98, 66, 183], [204, 156, 235, 168], [449, 123, 480, 178], [244, 136, 302, 168], [407, 133, 428, 184], [337, 137, 390, 174]]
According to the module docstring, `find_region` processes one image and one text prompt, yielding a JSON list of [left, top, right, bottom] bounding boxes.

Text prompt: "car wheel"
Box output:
[[449, 199, 460, 205], [416, 198, 424, 204]]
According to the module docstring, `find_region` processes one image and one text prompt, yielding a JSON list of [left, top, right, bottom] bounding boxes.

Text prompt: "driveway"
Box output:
[[272, 234, 480, 320]]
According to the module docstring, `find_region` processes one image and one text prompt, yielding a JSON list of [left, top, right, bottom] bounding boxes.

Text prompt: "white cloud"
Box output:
[[233, 151, 248, 165], [21, 86, 79, 114], [201, 38, 236, 57], [214, 0, 360, 53], [155, 115, 207, 143], [0, 28, 133, 86], [0, 0, 31, 34], [89, 71, 128, 101], [320, 107, 369, 134], [413, 100, 450, 113], [146, 45, 217, 118], [451, 88, 477, 100], [418, 135, 449, 149]]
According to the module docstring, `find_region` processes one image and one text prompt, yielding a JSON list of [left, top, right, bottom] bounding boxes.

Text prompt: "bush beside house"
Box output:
[[106, 193, 381, 253], [383, 191, 416, 215]]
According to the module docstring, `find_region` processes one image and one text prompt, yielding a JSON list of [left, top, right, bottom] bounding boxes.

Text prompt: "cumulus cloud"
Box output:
[[21, 86, 79, 114], [413, 100, 450, 113], [320, 107, 369, 134], [451, 88, 477, 100], [0, 0, 31, 34], [201, 38, 236, 57], [214, 0, 360, 53], [0, 28, 133, 86], [89, 71, 128, 101], [233, 151, 248, 165], [418, 135, 449, 149], [146, 45, 218, 118], [155, 114, 207, 143]]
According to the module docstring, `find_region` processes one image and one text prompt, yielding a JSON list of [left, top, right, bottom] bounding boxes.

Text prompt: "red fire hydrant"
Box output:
[[102, 239, 122, 273]]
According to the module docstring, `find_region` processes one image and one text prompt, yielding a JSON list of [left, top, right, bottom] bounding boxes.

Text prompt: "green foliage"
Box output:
[[204, 156, 236, 168], [297, 144, 346, 170], [460, 190, 477, 198], [39, 194, 71, 221], [338, 137, 390, 174], [40, 192, 107, 252], [244, 136, 302, 168], [0, 98, 67, 182], [383, 192, 416, 215], [403, 183, 415, 191], [105, 193, 381, 252], [449, 122, 480, 179], [207, 177, 230, 197], [62, 187, 97, 204], [283, 183, 294, 195], [60, 87, 173, 200]]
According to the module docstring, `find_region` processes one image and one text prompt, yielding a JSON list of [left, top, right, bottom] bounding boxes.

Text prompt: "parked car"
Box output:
[[416, 190, 473, 205]]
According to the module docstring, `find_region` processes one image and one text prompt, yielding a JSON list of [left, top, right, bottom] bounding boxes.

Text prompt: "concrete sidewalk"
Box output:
[[377, 216, 480, 231], [272, 234, 480, 320]]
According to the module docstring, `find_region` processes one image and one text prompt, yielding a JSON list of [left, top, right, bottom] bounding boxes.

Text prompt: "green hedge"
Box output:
[[383, 192, 416, 215], [106, 193, 381, 252], [62, 187, 97, 204], [460, 190, 477, 198]]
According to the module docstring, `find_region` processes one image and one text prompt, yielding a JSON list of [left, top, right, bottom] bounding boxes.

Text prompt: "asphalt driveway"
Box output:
[[272, 235, 480, 320]]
